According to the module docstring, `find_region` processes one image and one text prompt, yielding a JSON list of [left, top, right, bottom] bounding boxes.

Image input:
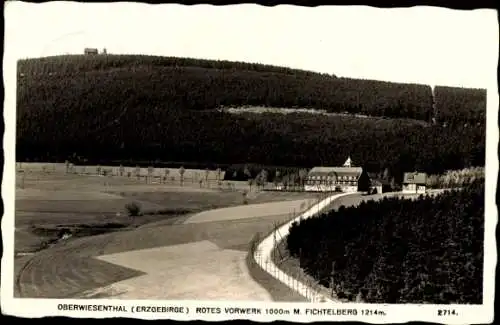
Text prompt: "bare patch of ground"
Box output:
[[183, 199, 315, 224], [82, 241, 273, 301], [222, 106, 430, 127]]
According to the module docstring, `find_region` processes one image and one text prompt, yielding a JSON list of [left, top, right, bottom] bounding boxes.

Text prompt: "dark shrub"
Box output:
[[125, 201, 142, 217]]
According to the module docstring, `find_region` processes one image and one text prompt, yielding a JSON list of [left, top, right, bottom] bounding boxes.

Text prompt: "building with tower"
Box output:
[[304, 157, 369, 193]]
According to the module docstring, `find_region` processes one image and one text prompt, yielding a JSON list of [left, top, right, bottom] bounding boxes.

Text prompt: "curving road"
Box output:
[[254, 192, 354, 302]]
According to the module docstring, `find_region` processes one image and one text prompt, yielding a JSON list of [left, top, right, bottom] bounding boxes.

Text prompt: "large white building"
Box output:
[[304, 157, 364, 193]]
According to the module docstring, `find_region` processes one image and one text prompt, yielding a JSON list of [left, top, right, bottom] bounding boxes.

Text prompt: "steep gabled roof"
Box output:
[[308, 166, 363, 177], [403, 172, 427, 184]]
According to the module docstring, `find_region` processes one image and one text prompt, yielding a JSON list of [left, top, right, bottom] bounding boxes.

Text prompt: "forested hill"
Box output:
[[16, 54, 486, 177], [18, 54, 435, 121]]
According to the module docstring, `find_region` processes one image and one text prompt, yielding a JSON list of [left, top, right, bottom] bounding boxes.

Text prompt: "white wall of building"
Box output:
[[403, 183, 426, 194], [304, 184, 336, 192], [417, 185, 426, 194], [304, 184, 358, 193], [402, 183, 416, 193], [342, 185, 358, 193]]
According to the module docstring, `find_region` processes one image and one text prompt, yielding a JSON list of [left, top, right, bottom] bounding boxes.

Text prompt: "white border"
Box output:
[[1, 3, 498, 323]]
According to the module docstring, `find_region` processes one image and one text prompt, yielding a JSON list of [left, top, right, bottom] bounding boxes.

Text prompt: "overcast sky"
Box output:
[[5, 2, 498, 88]]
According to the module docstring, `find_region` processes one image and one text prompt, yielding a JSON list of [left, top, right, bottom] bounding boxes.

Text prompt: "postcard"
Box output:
[[1, 2, 498, 323]]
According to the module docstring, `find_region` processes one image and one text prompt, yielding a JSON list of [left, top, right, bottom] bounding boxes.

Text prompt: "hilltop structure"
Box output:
[[84, 48, 99, 55], [304, 157, 367, 193]]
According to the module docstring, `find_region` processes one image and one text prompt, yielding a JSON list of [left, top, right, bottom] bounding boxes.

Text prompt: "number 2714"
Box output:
[[438, 309, 458, 316]]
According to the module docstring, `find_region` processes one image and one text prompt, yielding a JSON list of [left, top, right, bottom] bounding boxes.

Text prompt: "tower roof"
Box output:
[[343, 156, 353, 167]]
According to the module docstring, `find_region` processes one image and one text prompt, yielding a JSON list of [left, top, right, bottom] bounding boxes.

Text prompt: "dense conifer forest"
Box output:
[[434, 86, 487, 126], [286, 180, 484, 303], [16, 54, 486, 180]]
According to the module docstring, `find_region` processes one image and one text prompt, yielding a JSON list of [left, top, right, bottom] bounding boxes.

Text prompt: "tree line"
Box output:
[[286, 180, 484, 304], [16, 107, 485, 183], [426, 167, 485, 189], [17, 54, 334, 79]]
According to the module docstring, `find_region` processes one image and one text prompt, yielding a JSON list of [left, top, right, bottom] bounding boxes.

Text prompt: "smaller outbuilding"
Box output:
[[370, 180, 383, 194], [402, 172, 427, 194]]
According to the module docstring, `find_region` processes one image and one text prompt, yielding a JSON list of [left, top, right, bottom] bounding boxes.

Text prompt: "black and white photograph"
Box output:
[[1, 1, 497, 323]]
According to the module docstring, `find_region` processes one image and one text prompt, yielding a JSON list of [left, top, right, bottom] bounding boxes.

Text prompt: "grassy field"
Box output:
[[224, 106, 430, 126], [15, 203, 317, 299], [17, 162, 226, 182], [14, 165, 320, 256]]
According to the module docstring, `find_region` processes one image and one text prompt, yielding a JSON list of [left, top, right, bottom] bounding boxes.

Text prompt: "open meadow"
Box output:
[[14, 163, 320, 254], [14, 162, 323, 300]]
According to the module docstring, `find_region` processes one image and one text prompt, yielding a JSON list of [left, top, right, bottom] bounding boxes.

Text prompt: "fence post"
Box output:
[[330, 261, 336, 298], [293, 272, 296, 291]]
